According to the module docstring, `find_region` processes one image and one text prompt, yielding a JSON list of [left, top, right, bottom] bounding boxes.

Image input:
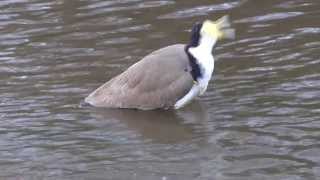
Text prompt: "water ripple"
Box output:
[[236, 12, 304, 23], [158, 1, 243, 19], [1, 0, 320, 179]]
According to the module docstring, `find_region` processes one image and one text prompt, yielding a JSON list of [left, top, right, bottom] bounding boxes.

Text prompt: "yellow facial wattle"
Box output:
[[201, 16, 235, 40], [202, 20, 223, 39]]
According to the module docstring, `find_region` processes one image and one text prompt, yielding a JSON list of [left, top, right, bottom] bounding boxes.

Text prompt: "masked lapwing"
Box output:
[[85, 16, 235, 110]]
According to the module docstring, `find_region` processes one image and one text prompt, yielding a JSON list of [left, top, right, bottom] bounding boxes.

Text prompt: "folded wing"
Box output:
[[85, 44, 194, 110]]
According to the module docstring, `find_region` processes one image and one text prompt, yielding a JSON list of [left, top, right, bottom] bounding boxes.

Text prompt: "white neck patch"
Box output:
[[174, 31, 219, 109], [188, 34, 216, 94]]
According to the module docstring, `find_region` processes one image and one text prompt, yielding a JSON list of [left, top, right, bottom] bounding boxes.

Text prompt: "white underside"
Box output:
[[174, 84, 200, 109], [173, 78, 212, 109], [174, 34, 216, 109]]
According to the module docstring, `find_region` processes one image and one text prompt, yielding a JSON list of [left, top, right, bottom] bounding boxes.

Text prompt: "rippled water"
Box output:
[[1, 0, 320, 179]]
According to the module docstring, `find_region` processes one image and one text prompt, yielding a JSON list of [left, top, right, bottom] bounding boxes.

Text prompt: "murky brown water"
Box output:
[[1, 0, 320, 179]]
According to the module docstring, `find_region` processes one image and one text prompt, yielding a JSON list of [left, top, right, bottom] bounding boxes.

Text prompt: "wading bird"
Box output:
[[85, 16, 234, 110]]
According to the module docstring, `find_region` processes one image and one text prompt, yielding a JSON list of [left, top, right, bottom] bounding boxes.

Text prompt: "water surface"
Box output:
[[1, 0, 320, 179]]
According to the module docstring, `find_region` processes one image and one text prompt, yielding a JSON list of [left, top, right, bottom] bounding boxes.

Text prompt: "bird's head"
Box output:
[[201, 16, 235, 40], [189, 16, 235, 47]]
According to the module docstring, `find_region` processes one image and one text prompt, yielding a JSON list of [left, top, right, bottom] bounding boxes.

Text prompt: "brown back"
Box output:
[[85, 44, 194, 110]]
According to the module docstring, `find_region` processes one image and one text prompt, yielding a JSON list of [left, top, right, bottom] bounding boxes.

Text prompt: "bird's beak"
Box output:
[[201, 15, 235, 40]]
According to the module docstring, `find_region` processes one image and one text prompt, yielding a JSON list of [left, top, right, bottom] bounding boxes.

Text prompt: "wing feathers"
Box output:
[[85, 44, 193, 110]]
